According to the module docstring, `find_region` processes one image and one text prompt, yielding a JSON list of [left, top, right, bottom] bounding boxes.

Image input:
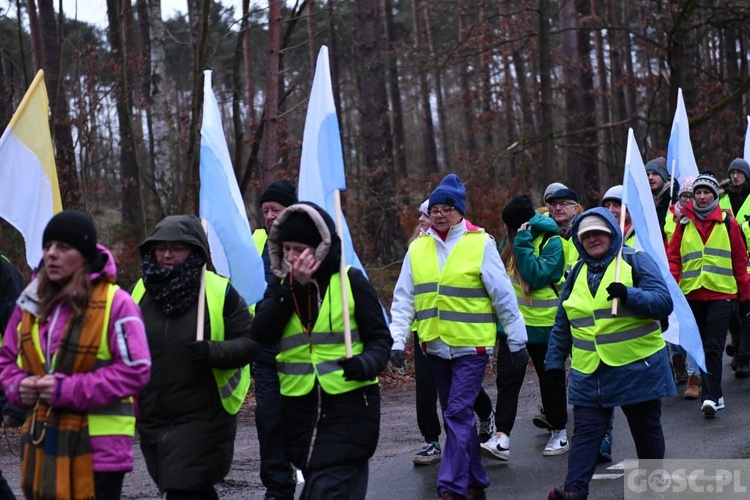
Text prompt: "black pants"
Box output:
[[166, 487, 219, 500], [413, 332, 492, 442], [94, 472, 125, 500], [254, 347, 296, 499], [300, 461, 368, 500], [494, 341, 567, 434], [689, 299, 733, 403]]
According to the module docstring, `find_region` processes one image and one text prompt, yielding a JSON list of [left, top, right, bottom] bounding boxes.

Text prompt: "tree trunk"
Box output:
[[479, 7, 493, 151], [383, 0, 407, 178], [591, 0, 614, 177], [353, 0, 402, 265], [326, 0, 342, 122], [538, 0, 555, 188], [26, 0, 44, 71], [306, 0, 317, 70], [37, 0, 80, 208], [413, 0, 437, 175], [106, 0, 145, 230], [458, 12, 477, 160], [423, 5, 448, 171], [263, 0, 281, 186]]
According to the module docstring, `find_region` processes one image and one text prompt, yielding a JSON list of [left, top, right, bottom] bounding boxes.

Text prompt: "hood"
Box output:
[[528, 213, 559, 237], [138, 215, 209, 260], [267, 202, 342, 280], [571, 207, 622, 267], [91, 243, 117, 281]]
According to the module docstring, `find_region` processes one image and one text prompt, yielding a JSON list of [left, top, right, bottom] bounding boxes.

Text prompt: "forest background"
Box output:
[[0, 0, 749, 303]]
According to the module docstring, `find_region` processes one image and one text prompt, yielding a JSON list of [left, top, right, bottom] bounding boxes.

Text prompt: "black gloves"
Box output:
[[337, 356, 373, 381], [606, 282, 628, 303], [390, 350, 405, 368], [509, 347, 530, 371], [188, 340, 210, 367]]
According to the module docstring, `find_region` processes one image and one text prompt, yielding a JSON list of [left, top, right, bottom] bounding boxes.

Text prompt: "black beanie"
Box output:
[[260, 180, 298, 208], [502, 195, 535, 230], [278, 211, 322, 248], [42, 210, 98, 262]]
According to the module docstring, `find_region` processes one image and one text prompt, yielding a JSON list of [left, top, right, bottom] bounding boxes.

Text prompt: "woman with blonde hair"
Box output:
[[0, 210, 151, 500]]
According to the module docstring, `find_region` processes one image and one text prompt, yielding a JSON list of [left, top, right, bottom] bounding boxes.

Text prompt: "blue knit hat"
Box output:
[[429, 174, 466, 215]]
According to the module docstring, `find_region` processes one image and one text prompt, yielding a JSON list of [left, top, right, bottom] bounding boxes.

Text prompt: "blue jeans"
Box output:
[[254, 347, 296, 499], [429, 354, 490, 497], [565, 399, 665, 498]]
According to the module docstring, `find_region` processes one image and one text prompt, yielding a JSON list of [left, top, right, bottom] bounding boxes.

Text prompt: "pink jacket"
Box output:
[[0, 244, 151, 473]]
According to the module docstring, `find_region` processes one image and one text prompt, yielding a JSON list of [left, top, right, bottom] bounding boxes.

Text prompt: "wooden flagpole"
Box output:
[[196, 219, 208, 341], [611, 198, 628, 316], [333, 190, 352, 358]]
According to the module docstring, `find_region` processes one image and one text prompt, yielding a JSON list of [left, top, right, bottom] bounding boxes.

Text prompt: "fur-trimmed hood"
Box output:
[[267, 202, 342, 280]]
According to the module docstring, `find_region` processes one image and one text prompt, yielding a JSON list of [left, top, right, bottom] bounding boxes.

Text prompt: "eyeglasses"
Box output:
[[679, 193, 694, 200], [429, 206, 455, 217], [546, 200, 577, 208], [154, 243, 191, 255]]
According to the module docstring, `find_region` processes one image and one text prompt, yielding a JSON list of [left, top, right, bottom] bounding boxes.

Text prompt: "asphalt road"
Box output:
[[365, 353, 750, 500]]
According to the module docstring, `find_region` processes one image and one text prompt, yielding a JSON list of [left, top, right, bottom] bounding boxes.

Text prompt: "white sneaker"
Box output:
[[480, 432, 510, 461], [543, 429, 570, 456], [702, 399, 717, 417], [717, 397, 725, 410]]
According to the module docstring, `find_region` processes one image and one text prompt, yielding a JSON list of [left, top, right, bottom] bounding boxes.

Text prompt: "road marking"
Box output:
[[592, 473, 624, 480], [607, 461, 626, 470]]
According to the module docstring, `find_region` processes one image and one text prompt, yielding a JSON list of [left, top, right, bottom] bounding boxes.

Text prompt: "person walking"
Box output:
[[481, 195, 568, 462], [132, 215, 259, 499], [0, 210, 151, 500], [645, 156, 678, 238], [389, 174, 527, 499], [667, 173, 750, 417], [544, 185, 581, 274], [546, 208, 674, 500], [398, 200, 495, 466], [250, 202, 392, 499], [253, 179, 299, 499]]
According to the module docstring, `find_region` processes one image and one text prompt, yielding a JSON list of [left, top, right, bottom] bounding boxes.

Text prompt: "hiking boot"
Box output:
[[543, 429, 570, 456], [684, 374, 701, 400], [480, 432, 510, 461], [672, 353, 688, 384], [736, 356, 750, 378], [477, 410, 495, 443], [438, 491, 458, 500], [597, 432, 612, 463], [702, 399, 718, 417], [467, 487, 487, 500], [533, 405, 552, 430], [548, 486, 583, 500], [413, 441, 442, 465]]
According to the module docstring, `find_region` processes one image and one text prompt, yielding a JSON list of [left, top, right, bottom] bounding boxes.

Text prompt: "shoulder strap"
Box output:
[[621, 248, 640, 287], [723, 210, 746, 251]]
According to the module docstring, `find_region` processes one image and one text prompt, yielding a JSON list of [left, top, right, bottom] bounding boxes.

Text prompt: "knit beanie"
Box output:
[[546, 188, 579, 204], [260, 179, 298, 208], [577, 214, 612, 239], [601, 185, 623, 206], [502, 195, 535, 230], [278, 210, 322, 248], [428, 174, 466, 215], [544, 182, 568, 203], [678, 176, 696, 196], [645, 157, 669, 183], [42, 210, 98, 263], [419, 199, 430, 218], [692, 173, 720, 199], [727, 158, 750, 179]]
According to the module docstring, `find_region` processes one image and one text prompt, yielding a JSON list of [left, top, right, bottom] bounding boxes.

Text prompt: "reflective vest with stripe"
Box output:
[[131, 273, 251, 415], [410, 232, 496, 346], [511, 234, 563, 328], [678, 214, 737, 295], [20, 284, 136, 436], [742, 221, 750, 276], [275, 267, 375, 396], [562, 238, 579, 275], [563, 259, 664, 374], [249, 229, 269, 315], [720, 193, 750, 226]]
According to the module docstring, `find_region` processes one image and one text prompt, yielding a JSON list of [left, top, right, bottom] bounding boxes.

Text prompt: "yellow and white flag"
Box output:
[[0, 70, 62, 268]]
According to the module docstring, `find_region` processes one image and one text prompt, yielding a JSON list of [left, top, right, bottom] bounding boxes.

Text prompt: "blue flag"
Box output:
[[744, 115, 750, 162], [298, 46, 365, 274], [666, 88, 699, 183], [199, 70, 265, 305], [622, 128, 705, 371]]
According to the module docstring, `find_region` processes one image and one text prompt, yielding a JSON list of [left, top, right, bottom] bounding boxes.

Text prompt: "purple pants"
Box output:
[[428, 354, 490, 497]]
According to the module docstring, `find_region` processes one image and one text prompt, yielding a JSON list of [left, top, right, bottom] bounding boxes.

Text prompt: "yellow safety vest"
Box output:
[[563, 258, 664, 374], [510, 234, 563, 328], [664, 212, 677, 244], [275, 267, 375, 396], [410, 232, 496, 347], [743, 221, 750, 276], [720, 193, 750, 226], [131, 273, 251, 415], [249, 229, 269, 315], [678, 214, 737, 295], [562, 238, 580, 275], [20, 284, 136, 436]]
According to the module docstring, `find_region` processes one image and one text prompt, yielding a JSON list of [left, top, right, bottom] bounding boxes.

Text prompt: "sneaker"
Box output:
[[702, 399, 718, 417], [597, 432, 612, 463], [533, 406, 552, 430], [736, 357, 750, 378], [413, 441, 442, 465], [684, 374, 701, 400], [548, 486, 584, 500], [543, 429, 570, 456], [477, 410, 495, 443], [480, 432, 510, 461], [717, 397, 725, 410]]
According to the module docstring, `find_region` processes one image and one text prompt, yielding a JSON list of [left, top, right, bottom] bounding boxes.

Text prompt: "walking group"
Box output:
[[0, 158, 748, 499]]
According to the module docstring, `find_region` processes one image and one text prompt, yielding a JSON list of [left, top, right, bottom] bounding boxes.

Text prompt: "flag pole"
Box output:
[[334, 189, 353, 358], [196, 219, 208, 341], [669, 158, 677, 202], [611, 201, 627, 317]]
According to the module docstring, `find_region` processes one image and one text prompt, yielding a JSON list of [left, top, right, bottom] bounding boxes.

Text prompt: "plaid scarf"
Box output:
[[19, 279, 113, 500]]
